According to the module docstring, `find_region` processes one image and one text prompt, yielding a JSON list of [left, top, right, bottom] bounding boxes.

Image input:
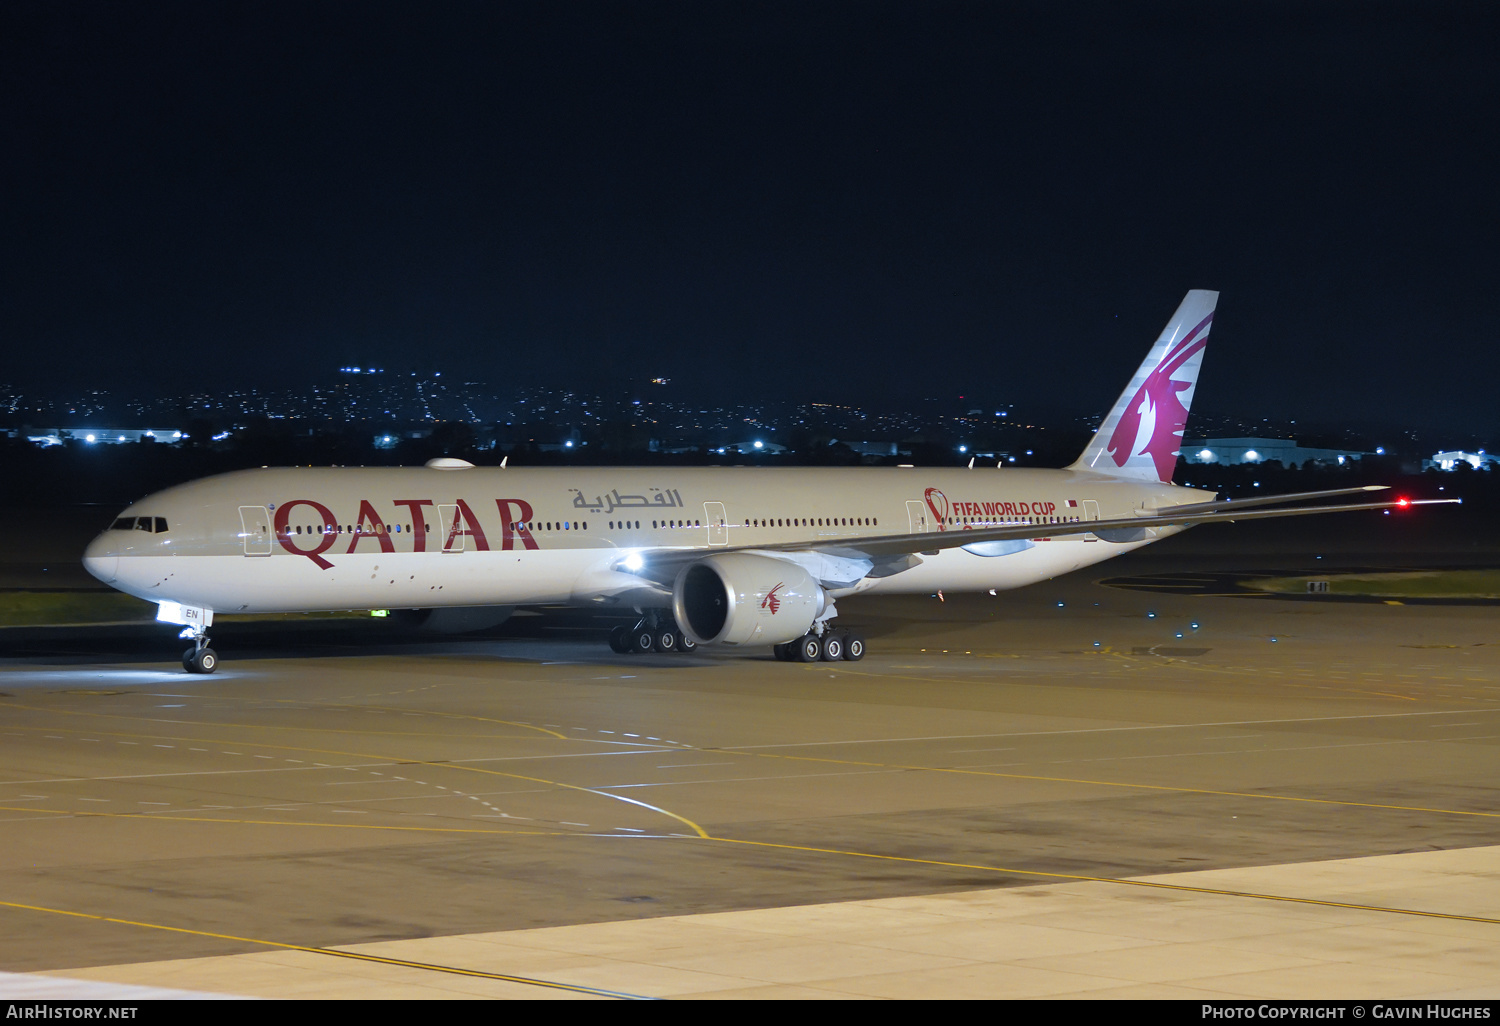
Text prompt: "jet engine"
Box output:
[[393, 606, 515, 634], [673, 554, 826, 647]]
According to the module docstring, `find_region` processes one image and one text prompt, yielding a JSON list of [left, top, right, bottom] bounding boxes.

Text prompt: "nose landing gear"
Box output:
[[180, 626, 218, 674]]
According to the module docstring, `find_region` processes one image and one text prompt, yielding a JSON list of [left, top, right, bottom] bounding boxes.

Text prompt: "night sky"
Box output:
[[3, 2, 1497, 432]]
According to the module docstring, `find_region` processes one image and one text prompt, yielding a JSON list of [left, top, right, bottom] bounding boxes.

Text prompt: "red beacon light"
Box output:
[[1396, 497, 1411, 508]]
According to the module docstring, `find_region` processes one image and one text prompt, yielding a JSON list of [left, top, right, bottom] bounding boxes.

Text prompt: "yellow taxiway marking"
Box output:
[[6, 833, 1496, 1002], [0, 721, 711, 839], [223, 695, 572, 741], [0, 805, 574, 836], [0, 899, 652, 999], [4, 698, 570, 743], [709, 837, 1500, 926], [826, 661, 1422, 703], [5, 713, 1489, 831], [723, 743, 1500, 821]]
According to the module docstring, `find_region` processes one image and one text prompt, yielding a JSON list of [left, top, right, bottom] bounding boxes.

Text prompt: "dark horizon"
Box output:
[[4, 2, 1497, 433]]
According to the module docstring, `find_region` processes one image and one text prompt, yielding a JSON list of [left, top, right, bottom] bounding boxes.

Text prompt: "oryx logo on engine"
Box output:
[[761, 583, 785, 615]]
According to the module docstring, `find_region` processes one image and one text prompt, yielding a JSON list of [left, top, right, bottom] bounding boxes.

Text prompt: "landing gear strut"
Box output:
[[608, 610, 696, 656], [180, 626, 218, 674]]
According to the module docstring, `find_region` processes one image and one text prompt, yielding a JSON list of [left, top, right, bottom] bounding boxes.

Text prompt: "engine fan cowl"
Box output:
[[673, 553, 826, 647]]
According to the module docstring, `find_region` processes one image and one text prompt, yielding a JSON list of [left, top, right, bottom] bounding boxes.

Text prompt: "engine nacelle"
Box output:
[[392, 606, 514, 634], [673, 554, 826, 647]]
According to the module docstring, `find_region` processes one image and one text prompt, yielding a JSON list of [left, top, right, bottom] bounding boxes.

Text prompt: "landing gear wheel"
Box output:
[[608, 625, 629, 653], [843, 633, 866, 661], [772, 643, 790, 661], [677, 633, 697, 653], [653, 629, 678, 654], [629, 628, 656, 654], [182, 647, 218, 674], [820, 633, 844, 661], [795, 634, 822, 663]]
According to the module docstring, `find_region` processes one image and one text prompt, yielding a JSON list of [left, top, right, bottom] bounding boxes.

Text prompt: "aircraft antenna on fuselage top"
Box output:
[[1070, 289, 1218, 483]]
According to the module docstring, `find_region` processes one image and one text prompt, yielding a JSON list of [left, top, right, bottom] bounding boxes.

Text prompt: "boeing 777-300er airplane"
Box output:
[[82, 291, 1451, 673]]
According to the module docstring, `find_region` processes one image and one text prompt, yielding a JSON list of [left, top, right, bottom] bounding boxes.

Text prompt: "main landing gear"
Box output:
[[773, 628, 866, 663], [606, 610, 864, 662], [608, 611, 698, 656], [180, 626, 218, 674]]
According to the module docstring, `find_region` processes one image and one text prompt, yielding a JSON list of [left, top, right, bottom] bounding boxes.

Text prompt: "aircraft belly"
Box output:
[[110, 551, 598, 614]]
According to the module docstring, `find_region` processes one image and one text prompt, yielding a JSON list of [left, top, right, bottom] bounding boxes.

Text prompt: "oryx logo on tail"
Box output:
[[1070, 290, 1219, 483], [1105, 312, 1212, 481]]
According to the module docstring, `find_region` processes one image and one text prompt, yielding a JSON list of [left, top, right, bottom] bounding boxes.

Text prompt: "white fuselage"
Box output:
[[83, 464, 1204, 617]]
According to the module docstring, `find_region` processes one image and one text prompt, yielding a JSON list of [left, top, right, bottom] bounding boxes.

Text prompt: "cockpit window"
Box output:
[[110, 516, 168, 533]]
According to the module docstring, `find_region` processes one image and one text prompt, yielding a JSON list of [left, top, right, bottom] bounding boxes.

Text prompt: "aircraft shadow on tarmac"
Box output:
[[0, 612, 819, 668]]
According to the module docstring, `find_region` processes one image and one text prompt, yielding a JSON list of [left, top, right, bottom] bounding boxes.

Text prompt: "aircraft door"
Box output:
[[905, 500, 929, 534], [238, 506, 272, 556], [1083, 499, 1100, 542], [704, 502, 728, 546], [438, 504, 464, 553]]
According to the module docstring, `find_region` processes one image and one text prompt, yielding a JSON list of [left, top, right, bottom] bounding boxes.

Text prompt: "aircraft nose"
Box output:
[[83, 534, 119, 584]]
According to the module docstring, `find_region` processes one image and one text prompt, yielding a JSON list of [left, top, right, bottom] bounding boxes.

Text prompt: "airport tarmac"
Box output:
[[1, 521, 1498, 999]]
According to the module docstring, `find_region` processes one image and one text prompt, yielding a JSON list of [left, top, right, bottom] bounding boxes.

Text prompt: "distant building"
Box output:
[[1424, 450, 1497, 471], [11, 427, 185, 447], [1182, 437, 1372, 468], [842, 441, 900, 457]]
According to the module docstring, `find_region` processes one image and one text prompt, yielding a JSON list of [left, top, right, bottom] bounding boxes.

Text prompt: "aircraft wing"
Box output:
[[618, 491, 1457, 589], [818, 494, 1458, 558], [1147, 485, 1392, 517]]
